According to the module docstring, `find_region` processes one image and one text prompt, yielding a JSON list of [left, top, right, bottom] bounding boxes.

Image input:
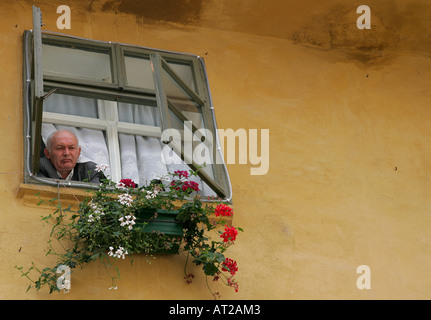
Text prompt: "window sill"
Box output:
[[16, 182, 233, 225], [17, 182, 91, 209]]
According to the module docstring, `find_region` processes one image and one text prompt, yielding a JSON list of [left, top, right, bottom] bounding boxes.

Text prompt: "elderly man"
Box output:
[[38, 129, 103, 183]]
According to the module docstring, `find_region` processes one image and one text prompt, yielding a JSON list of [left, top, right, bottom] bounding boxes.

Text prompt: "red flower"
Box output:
[[184, 181, 200, 191], [170, 180, 200, 192], [214, 204, 233, 217], [221, 258, 238, 276], [119, 179, 137, 188], [220, 226, 238, 243], [174, 170, 189, 178], [227, 277, 239, 292]]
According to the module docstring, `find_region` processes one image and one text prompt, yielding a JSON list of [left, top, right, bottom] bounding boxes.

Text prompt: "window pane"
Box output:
[[168, 108, 216, 182], [167, 60, 197, 92], [159, 62, 216, 184], [44, 93, 99, 118], [42, 44, 113, 83], [124, 55, 154, 89], [161, 68, 204, 130], [118, 102, 160, 126], [124, 54, 196, 92]]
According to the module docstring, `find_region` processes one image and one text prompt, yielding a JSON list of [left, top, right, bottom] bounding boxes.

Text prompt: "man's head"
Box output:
[[44, 129, 81, 179]]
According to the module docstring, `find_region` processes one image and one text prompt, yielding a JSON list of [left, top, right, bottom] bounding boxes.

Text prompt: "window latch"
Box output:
[[43, 88, 58, 100]]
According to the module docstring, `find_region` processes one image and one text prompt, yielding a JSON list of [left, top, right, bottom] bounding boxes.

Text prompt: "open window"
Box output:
[[23, 6, 232, 201]]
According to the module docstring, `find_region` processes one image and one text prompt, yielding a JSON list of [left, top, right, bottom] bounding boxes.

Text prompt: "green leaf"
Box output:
[[215, 252, 225, 263], [202, 262, 218, 276]]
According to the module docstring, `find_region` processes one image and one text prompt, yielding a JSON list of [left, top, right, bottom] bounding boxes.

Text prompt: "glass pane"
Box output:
[[168, 107, 186, 132], [44, 93, 99, 118], [160, 63, 213, 177], [166, 61, 196, 92], [124, 55, 196, 92], [118, 102, 160, 126], [168, 107, 215, 181], [161, 67, 204, 130], [124, 55, 154, 89], [42, 44, 113, 83]]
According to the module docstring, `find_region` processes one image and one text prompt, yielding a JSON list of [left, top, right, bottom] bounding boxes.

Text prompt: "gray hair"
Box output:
[[46, 129, 80, 152]]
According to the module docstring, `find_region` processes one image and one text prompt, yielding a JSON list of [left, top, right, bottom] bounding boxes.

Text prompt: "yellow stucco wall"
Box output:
[[2, 0, 431, 299]]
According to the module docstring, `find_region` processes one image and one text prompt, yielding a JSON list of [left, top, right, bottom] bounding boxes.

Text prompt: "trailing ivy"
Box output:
[[16, 167, 242, 298]]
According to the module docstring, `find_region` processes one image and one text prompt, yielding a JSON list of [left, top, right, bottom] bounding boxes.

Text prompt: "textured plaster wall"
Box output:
[[1, 0, 431, 299]]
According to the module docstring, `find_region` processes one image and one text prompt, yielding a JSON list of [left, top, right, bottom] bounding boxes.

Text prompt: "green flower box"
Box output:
[[135, 208, 183, 254]]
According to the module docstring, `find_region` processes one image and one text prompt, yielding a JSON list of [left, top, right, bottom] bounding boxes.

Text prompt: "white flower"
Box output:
[[118, 193, 133, 207], [116, 181, 127, 190], [87, 202, 105, 222], [119, 214, 136, 230], [62, 279, 71, 293], [95, 163, 109, 173], [145, 189, 159, 199], [108, 246, 128, 259]]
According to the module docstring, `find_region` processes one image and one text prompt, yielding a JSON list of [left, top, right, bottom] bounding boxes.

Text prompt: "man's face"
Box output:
[[44, 131, 81, 177]]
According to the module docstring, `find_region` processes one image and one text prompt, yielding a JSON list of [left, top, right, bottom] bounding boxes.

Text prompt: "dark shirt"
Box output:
[[38, 156, 103, 184]]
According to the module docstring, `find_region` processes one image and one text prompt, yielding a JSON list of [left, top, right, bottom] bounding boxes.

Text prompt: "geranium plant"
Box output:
[[16, 166, 242, 298]]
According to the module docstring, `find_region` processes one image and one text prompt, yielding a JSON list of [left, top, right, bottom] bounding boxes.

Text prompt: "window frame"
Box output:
[[151, 53, 226, 196], [23, 14, 232, 201]]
